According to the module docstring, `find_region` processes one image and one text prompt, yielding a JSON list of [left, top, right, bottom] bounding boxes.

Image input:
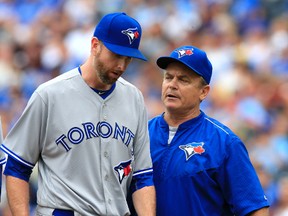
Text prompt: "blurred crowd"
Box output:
[[0, 0, 288, 215]]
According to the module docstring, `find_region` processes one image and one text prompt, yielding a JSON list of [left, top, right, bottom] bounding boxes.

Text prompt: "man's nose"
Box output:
[[117, 61, 125, 71], [168, 77, 178, 89], [117, 57, 131, 71]]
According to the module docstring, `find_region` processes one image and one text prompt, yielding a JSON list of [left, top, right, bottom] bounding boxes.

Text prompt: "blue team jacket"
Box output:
[[149, 111, 269, 216]]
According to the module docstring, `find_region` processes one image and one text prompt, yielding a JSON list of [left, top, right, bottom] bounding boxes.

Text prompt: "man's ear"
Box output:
[[200, 85, 210, 102], [91, 37, 100, 54]]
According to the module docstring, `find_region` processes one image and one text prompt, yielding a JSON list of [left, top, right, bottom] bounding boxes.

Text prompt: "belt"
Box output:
[[53, 209, 74, 216]]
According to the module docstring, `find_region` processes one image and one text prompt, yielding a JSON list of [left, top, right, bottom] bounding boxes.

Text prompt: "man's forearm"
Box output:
[[6, 175, 30, 216], [248, 207, 270, 216], [132, 185, 156, 216]]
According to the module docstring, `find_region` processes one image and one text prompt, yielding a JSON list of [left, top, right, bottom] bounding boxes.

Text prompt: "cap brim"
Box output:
[[103, 41, 147, 61], [156, 56, 179, 69], [157, 56, 203, 78]]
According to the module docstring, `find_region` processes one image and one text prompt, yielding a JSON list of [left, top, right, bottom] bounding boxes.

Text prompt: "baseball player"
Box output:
[[149, 45, 270, 215], [1, 12, 155, 216]]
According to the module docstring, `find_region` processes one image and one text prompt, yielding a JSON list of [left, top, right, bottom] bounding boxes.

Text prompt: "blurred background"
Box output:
[[0, 0, 287, 215]]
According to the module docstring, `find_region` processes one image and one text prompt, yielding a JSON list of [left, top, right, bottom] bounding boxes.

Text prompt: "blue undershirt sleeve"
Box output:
[[131, 172, 154, 193], [4, 156, 33, 182]]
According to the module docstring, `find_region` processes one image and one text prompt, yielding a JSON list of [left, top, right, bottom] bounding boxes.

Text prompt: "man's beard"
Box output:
[[96, 61, 117, 85], [94, 47, 119, 85]]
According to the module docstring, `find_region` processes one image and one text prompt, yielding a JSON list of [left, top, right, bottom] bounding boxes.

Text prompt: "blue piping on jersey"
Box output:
[[0, 157, 6, 165], [204, 117, 229, 134], [133, 167, 153, 177], [0, 144, 34, 168]]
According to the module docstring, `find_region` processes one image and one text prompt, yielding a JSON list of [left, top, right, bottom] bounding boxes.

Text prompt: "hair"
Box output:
[[199, 76, 208, 87], [199, 76, 209, 103]]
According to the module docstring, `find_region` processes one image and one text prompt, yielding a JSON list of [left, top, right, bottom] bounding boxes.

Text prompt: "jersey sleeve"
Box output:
[[131, 91, 154, 191], [0, 117, 6, 163], [0, 117, 7, 200], [1, 91, 47, 169], [4, 155, 33, 182], [218, 136, 269, 215]]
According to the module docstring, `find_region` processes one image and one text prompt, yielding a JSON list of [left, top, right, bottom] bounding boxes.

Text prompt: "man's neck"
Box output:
[[80, 63, 111, 91], [164, 109, 201, 127]]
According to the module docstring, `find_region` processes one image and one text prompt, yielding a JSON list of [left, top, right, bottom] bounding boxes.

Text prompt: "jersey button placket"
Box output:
[[104, 151, 109, 158], [104, 174, 109, 181], [102, 103, 107, 120]]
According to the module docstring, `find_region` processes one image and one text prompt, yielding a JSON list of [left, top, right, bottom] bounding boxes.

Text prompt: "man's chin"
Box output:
[[165, 104, 180, 112], [109, 74, 120, 83], [101, 77, 118, 85]]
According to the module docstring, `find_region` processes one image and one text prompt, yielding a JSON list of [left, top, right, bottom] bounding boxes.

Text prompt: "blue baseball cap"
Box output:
[[156, 45, 213, 84], [93, 12, 147, 61]]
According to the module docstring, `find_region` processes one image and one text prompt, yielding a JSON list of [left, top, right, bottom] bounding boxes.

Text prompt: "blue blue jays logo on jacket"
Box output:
[[114, 159, 132, 183], [121, 28, 139, 44], [179, 142, 205, 161]]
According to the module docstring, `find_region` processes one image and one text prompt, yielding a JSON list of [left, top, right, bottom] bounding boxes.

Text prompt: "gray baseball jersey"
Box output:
[[1, 68, 153, 215], [0, 117, 6, 164], [0, 117, 7, 200]]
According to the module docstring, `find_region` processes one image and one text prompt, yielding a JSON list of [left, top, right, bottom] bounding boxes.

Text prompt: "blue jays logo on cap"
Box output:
[[177, 48, 194, 58], [121, 28, 140, 45], [93, 12, 147, 61], [156, 45, 213, 84], [114, 159, 132, 184], [179, 142, 205, 161]]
